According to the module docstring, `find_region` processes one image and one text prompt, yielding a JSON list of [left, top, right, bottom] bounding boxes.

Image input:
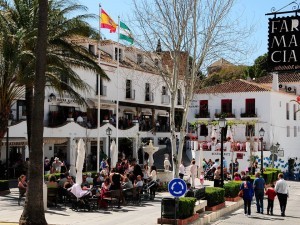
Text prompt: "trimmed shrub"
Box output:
[[0, 180, 9, 191], [204, 187, 225, 207], [178, 197, 197, 219], [223, 181, 242, 198]]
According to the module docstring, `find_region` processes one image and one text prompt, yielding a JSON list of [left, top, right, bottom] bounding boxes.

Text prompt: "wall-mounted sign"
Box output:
[[268, 16, 300, 71]]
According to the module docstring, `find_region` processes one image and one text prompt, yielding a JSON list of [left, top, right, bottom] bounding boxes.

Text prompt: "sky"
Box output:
[[78, 0, 293, 65]]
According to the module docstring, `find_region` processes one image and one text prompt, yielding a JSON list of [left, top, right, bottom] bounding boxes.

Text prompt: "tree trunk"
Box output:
[[19, 0, 48, 224], [25, 85, 34, 150]]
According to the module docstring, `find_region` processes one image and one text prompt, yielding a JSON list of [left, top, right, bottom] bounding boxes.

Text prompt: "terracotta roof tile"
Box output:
[[255, 73, 300, 84], [196, 79, 271, 94]]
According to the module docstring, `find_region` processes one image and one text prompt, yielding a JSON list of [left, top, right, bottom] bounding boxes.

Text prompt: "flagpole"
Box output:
[[116, 16, 120, 162], [97, 3, 102, 173]]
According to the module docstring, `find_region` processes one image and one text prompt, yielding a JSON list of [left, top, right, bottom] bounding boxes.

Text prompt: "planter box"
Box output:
[[225, 196, 241, 202], [205, 202, 225, 211], [158, 213, 199, 225]]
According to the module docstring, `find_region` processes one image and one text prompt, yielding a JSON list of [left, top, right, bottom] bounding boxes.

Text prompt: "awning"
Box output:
[[1, 138, 28, 146], [158, 113, 169, 117], [43, 138, 68, 144], [142, 111, 152, 116], [123, 108, 135, 114], [87, 98, 116, 109]]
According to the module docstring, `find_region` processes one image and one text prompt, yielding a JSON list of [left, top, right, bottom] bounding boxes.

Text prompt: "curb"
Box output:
[[191, 200, 244, 225]]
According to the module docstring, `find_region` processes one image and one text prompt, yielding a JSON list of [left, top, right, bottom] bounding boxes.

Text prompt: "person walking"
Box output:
[[253, 172, 266, 214], [265, 184, 276, 215], [275, 173, 289, 217], [190, 160, 197, 188], [240, 175, 254, 216]]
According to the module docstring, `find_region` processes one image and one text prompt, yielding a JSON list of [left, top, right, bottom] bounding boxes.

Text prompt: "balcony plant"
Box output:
[[240, 112, 257, 118], [214, 112, 235, 118]]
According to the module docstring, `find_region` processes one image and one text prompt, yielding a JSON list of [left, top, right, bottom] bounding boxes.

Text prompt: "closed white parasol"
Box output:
[[110, 140, 118, 169], [75, 139, 85, 185], [69, 138, 77, 177]]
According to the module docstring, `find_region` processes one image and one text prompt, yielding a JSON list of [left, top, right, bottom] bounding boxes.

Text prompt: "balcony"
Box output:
[[195, 110, 210, 119], [240, 108, 257, 118], [145, 92, 154, 102], [125, 89, 135, 100], [161, 95, 170, 104], [214, 109, 236, 118]]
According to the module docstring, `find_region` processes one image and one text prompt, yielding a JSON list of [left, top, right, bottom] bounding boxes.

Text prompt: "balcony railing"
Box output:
[[240, 108, 257, 118], [195, 110, 210, 118], [214, 109, 236, 118], [125, 89, 135, 100], [161, 95, 170, 104], [145, 92, 154, 102]]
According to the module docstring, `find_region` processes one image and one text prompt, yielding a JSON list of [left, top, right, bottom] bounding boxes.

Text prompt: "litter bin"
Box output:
[[161, 197, 176, 219]]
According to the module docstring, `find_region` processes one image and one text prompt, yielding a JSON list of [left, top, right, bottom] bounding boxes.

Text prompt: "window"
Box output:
[[162, 86, 167, 95], [245, 124, 255, 137], [221, 99, 232, 114], [177, 89, 182, 105], [287, 126, 290, 137], [245, 99, 255, 115], [199, 100, 208, 117], [137, 54, 143, 64], [286, 103, 290, 120], [294, 104, 297, 120], [126, 79, 132, 98], [200, 125, 208, 136], [145, 83, 151, 101], [294, 126, 297, 137], [95, 76, 106, 96], [114, 47, 123, 61], [88, 44, 95, 55]]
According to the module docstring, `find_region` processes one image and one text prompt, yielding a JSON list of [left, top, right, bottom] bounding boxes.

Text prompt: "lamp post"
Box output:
[[6, 119, 12, 180], [106, 127, 112, 173], [259, 128, 265, 174], [218, 117, 227, 187]]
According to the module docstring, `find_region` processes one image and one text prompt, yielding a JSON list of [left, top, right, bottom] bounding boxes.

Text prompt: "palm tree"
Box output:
[[19, 0, 48, 223], [0, 0, 108, 144]]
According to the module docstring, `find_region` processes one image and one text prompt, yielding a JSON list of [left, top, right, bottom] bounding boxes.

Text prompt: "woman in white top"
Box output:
[[149, 165, 158, 200], [179, 161, 185, 179], [190, 160, 198, 188]]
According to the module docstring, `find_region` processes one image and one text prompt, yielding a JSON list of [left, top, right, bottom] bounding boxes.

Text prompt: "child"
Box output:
[[199, 171, 205, 187], [265, 184, 277, 215]]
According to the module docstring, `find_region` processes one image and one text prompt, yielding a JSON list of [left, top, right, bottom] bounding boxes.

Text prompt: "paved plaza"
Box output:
[[0, 180, 300, 225]]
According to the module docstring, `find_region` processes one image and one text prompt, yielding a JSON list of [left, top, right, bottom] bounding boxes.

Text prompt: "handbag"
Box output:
[[238, 189, 243, 197]]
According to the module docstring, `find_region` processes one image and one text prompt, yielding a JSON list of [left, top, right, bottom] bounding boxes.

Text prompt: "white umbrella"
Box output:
[[24, 145, 29, 159], [110, 140, 118, 169], [226, 126, 233, 142], [69, 139, 77, 177], [75, 139, 85, 185]]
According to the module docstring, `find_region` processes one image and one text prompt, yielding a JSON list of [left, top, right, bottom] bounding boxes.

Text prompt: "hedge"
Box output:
[[178, 197, 197, 219], [44, 171, 98, 181], [204, 187, 225, 207], [0, 180, 9, 191], [223, 181, 242, 198]]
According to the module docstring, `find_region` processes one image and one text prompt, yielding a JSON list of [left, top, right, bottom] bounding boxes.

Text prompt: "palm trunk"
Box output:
[[25, 85, 34, 150], [19, 0, 48, 224]]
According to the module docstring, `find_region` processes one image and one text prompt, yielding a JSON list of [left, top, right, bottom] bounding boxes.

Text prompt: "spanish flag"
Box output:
[[101, 9, 117, 33]]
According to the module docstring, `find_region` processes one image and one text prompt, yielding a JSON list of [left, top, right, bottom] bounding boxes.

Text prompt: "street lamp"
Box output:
[[259, 127, 265, 174], [6, 119, 12, 180], [106, 127, 112, 173], [218, 117, 227, 187]]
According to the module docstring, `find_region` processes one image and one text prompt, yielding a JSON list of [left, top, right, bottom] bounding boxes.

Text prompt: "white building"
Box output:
[[1, 39, 185, 174], [187, 75, 300, 173]]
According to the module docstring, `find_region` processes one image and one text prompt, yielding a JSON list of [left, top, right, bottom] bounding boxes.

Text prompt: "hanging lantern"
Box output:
[[297, 96, 300, 102]]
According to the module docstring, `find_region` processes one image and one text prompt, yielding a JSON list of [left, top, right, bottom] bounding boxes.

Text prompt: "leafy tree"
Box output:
[[247, 53, 268, 79], [132, 0, 250, 177]]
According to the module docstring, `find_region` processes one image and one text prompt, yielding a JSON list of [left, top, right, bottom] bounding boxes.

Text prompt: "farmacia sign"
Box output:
[[268, 16, 300, 71]]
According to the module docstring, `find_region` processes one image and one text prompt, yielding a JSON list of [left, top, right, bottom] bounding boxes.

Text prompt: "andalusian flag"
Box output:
[[120, 21, 134, 44], [101, 9, 117, 33]]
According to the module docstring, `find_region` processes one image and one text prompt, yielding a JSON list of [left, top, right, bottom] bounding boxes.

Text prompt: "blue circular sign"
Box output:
[[168, 178, 187, 197]]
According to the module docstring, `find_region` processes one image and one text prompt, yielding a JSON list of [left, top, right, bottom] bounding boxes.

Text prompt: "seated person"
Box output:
[[81, 174, 89, 188], [47, 175, 58, 188], [64, 175, 74, 188], [122, 177, 133, 189], [134, 175, 144, 188], [58, 173, 68, 188], [185, 183, 194, 197], [86, 173, 94, 185]]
